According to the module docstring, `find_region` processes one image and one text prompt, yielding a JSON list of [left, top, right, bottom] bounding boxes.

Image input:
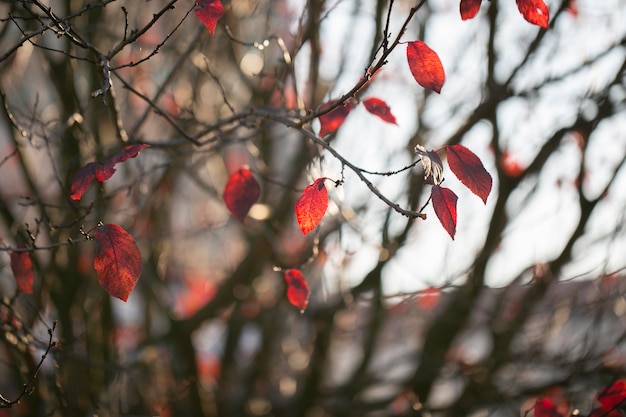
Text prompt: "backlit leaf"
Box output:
[[431, 185, 457, 240], [283, 269, 309, 313], [406, 41, 446, 94], [415, 145, 444, 185], [460, 0, 482, 20], [516, 0, 550, 28], [70, 162, 98, 201], [446, 144, 492, 204], [110, 144, 150, 164], [94, 224, 142, 302], [597, 380, 626, 410], [363, 97, 397, 125], [295, 178, 328, 234], [195, 0, 224, 35], [533, 398, 563, 417], [318, 100, 355, 137], [223, 168, 261, 221], [10, 251, 34, 294]]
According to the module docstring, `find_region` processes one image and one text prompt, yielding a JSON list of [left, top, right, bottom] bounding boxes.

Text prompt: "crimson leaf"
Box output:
[[70, 162, 98, 201], [362, 97, 397, 125], [283, 269, 309, 313], [431, 185, 458, 240], [534, 398, 563, 417], [10, 250, 34, 294], [94, 224, 142, 302], [597, 380, 626, 410], [295, 178, 328, 235], [223, 168, 261, 221], [446, 144, 492, 204], [460, 0, 482, 20], [516, 0, 550, 28], [318, 100, 355, 137], [195, 0, 224, 35], [406, 41, 446, 94]]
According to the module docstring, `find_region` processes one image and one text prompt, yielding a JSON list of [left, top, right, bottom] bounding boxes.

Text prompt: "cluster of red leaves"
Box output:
[[533, 381, 626, 417], [318, 97, 398, 137], [461, 0, 550, 28]]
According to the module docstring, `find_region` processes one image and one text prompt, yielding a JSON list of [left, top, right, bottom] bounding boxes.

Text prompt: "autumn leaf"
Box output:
[[431, 185, 458, 240], [415, 144, 444, 185], [533, 398, 563, 417], [283, 269, 309, 313], [516, 0, 550, 28], [195, 0, 224, 35], [318, 100, 355, 137], [70, 162, 99, 200], [223, 168, 261, 221], [460, 0, 482, 20], [10, 250, 34, 294], [362, 97, 397, 125], [94, 224, 142, 302], [295, 178, 328, 235], [406, 41, 446, 94], [110, 144, 150, 165], [597, 380, 626, 410], [446, 144, 492, 204]]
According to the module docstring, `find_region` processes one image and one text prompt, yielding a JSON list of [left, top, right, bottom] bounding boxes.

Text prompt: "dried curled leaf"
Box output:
[[415, 145, 444, 185]]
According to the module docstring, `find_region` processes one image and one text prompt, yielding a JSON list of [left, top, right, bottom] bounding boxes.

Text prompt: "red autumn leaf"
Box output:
[[195, 0, 224, 35], [223, 168, 261, 221], [362, 97, 398, 125], [431, 185, 458, 240], [415, 144, 444, 185], [10, 251, 34, 294], [110, 144, 150, 165], [70, 162, 98, 200], [446, 144, 492, 204], [283, 269, 310, 313], [460, 0, 482, 20], [516, 0, 550, 28], [406, 41, 446, 94], [502, 152, 524, 177], [295, 178, 328, 235], [597, 380, 626, 410], [95, 162, 117, 183], [318, 100, 355, 137], [534, 398, 563, 417], [94, 224, 142, 302]]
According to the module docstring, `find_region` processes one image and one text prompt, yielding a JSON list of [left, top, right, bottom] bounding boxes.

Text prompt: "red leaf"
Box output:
[[223, 168, 261, 221], [417, 287, 440, 311], [431, 186, 457, 240], [10, 251, 34, 294], [406, 41, 446, 94], [502, 152, 524, 177], [318, 100, 355, 137], [95, 162, 117, 183], [195, 0, 224, 35], [363, 97, 397, 125], [94, 224, 142, 302], [415, 145, 444, 185], [516, 0, 550, 28], [597, 380, 626, 410], [110, 144, 150, 165], [295, 178, 328, 235], [460, 0, 482, 20], [446, 144, 492, 204], [70, 162, 98, 200], [283, 269, 309, 313], [534, 398, 563, 417]]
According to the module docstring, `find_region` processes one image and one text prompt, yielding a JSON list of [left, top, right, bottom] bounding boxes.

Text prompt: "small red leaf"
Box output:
[[363, 97, 397, 125], [460, 0, 482, 20], [431, 186, 457, 240], [406, 41, 446, 94], [318, 100, 355, 137], [446, 144, 492, 204], [195, 0, 224, 35], [10, 251, 34, 294], [534, 398, 563, 417], [415, 145, 444, 185], [516, 0, 550, 28], [295, 178, 328, 235], [223, 168, 261, 221], [283, 269, 309, 313], [417, 287, 440, 311], [110, 144, 150, 165], [94, 224, 142, 302], [70, 162, 99, 200]]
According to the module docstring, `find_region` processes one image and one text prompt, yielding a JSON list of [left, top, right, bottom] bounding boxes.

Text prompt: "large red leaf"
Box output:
[[597, 380, 626, 410], [70, 162, 98, 200], [446, 144, 492, 204], [362, 97, 397, 125], [283, 269, 309, 313], [460, 0, 482, 20], [406, 41, 446, 94], [223, 168, 261, 221], [10, 251, 34, 294], [318, 100, 355, 137], [534, 398, 563, 417], [431, 185, 458, 240], [415, 144, 444, 185], [516, 0, 550, 28], [295, 178, 328, 235], [94, 224, 142, 302], [195, 0, 224, 35]]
